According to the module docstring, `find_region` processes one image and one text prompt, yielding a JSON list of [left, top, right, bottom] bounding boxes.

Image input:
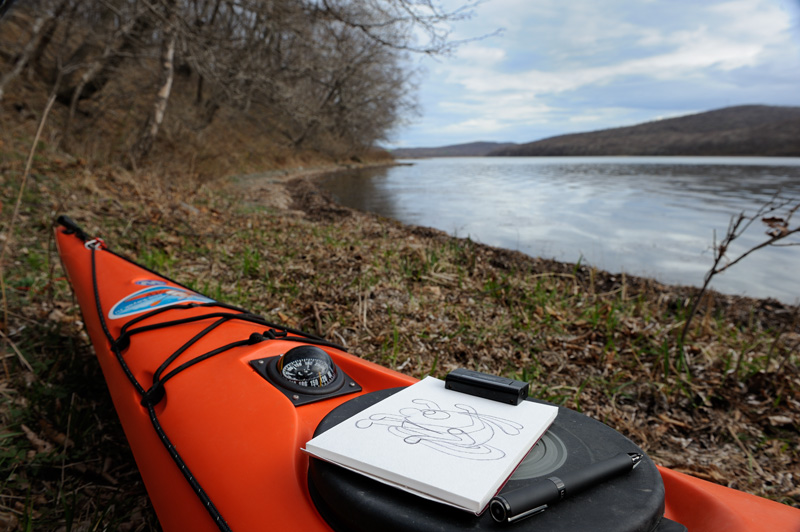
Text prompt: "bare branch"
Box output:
[[679, 194, 800, 369]]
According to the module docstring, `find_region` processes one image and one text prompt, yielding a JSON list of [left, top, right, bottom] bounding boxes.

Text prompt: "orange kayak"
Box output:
[[54, 216, 800, 532]]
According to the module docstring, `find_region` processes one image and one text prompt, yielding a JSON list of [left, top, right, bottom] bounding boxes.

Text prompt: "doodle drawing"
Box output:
[[355, 398, 524, 460]]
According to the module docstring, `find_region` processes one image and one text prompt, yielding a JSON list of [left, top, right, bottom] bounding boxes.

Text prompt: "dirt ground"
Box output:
[[1, 162, 797, 531]]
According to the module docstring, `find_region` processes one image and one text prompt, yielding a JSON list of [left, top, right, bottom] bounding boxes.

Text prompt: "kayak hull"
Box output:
[[660, 466, 800, 531], [54, 218, 800, 532]]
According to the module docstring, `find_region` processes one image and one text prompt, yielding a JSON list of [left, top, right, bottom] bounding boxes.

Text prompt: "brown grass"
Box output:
[[0, 96, 798, 531]]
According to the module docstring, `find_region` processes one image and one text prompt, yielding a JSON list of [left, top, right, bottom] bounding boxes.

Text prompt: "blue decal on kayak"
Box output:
[[108, 286, 214, 319], [135, 279, 167, 286]]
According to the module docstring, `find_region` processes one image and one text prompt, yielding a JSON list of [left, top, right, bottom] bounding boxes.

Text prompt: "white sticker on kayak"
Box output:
[[108, 284, 214, 319]]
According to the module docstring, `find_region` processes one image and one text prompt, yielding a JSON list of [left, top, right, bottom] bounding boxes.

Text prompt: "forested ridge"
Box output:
[[0, 0, 473, 171], [489, 105, 800, 157], [391, 141, 517, 158]]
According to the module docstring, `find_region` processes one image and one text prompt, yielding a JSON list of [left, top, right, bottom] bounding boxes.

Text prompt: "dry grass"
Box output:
[[1, 112, 798, 530]]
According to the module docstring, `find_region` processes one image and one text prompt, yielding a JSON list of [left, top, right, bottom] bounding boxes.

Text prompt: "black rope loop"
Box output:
[[141, 382, 166, 408], [112, 334, 131, 352], [56, 215, 89, 241], [263, 328, 288, 340]]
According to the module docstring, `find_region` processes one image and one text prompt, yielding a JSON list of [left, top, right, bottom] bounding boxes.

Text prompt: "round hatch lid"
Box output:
[[308, 388, 675, 532]]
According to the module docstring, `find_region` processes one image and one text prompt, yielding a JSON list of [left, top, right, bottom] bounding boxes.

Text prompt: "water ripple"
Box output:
[[318, 157, 800, 302]]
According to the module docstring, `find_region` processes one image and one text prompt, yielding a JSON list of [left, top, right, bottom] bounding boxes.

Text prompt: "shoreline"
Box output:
[[230, 161, 401, 212], [281, 166, 796, 325], [293, 158, 800, 305]]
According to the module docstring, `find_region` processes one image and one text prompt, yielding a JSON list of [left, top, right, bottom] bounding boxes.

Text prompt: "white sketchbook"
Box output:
[[304, 376, 558, 514]]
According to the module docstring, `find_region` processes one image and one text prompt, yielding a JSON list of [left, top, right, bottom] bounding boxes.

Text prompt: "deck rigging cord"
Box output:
[[58, 216, 345, 532]]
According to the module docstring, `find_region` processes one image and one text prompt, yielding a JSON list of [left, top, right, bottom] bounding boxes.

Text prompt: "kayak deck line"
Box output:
[[56, 215, 404, 531]]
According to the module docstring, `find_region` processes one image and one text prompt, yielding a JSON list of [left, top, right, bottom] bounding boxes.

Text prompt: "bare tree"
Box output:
[[0, 0, 19, 19], [0, 9, 47, 101], [317, 0, 480, 55], [61, 9, 148, 142], [132, 0, 178, 163], [3, 0, 480, 163]]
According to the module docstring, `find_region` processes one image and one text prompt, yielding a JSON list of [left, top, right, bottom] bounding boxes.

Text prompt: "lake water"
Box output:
[[317, 157, 800, 303]]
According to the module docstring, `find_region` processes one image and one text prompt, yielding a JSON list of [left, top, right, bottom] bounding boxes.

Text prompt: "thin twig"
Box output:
[[776, 336, 800, 374], [1, 91, 58, 333], [714, 228, 800, 275], [0, 330, 34, 372], [764, 306, 797, 370], [57, 392, 77, 506], [313, 302, 324, 337]]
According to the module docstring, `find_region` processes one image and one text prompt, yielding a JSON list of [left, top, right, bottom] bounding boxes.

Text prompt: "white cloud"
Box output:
[[439, 96, 554, 125], [443, 22, 774, 95], [438, 118, 507, 133], [568, 114, 606, 123], [397, 0, 800, 146], [454, 43, 507, 65]]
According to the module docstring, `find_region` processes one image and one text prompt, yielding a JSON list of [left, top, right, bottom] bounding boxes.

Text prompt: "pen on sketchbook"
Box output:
[[489, 452, 643, 524]]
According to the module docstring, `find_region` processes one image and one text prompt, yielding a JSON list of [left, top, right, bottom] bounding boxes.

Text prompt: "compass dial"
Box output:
[[280, 352, 336, 387], [275, 345, 343, 393]]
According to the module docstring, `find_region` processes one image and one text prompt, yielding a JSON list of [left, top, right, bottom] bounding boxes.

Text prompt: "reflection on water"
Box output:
[[317, 157, 800, 303]]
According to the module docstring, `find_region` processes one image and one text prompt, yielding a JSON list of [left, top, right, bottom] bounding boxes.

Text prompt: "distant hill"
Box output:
[[391, 141, 517, 158], [488, 105, 800, 157]]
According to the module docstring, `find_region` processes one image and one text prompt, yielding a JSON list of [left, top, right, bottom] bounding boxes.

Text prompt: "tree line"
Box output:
[[0, 0, 475, 164]]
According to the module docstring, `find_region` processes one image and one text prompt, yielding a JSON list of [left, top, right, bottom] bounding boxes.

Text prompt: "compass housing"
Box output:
[[273, 345, 343, 393], [250, 345, 361, 406]]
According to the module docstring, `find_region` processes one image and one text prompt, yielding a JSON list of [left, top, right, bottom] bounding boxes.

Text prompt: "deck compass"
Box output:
[[277, 345, 340, 390], [251, 345, 361, 406]]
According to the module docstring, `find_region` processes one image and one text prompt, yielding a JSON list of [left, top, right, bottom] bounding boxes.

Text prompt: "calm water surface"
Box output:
[[318, 157, 800, 303]]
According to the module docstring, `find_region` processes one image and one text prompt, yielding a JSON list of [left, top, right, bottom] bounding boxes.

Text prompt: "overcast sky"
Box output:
[[389, 0, 800, 148]]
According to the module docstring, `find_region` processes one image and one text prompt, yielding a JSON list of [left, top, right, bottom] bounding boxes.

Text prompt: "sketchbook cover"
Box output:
[[304, 376, 558, 514]]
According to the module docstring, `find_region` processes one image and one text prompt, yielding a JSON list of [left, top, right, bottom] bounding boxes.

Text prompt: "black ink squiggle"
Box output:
[[356, 398, 524, 460]]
